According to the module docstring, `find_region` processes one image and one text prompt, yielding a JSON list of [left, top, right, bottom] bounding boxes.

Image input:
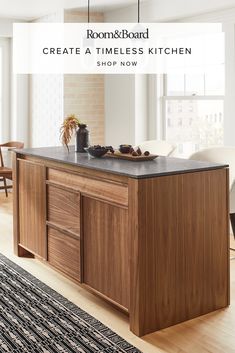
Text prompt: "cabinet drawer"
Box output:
[[48, 227, 81, 282], [47, 185, 80, 236], [48, 168, 128, 207]]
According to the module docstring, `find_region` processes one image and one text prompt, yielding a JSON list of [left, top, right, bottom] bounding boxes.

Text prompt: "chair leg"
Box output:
[[3, 177, 8, 197]]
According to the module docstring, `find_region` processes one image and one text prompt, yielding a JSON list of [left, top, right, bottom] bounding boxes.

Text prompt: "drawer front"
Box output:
[[48, 168, 128, 207], [47, 185, 80, 236], [48, 227, 81, 282]]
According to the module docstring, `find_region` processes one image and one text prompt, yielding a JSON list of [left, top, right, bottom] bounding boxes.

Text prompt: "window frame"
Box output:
[[161, 74, 225, 142]]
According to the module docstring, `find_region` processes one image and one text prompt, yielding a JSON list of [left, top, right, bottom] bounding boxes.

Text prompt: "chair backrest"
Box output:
[[190, 147, 235, 191], [0, 141, 24, 167], [136, 140, 176, 156], [0, 141, 24, 149]]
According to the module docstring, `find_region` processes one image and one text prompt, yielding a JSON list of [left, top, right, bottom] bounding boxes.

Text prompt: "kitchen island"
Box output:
[[12, 146, 230, 337]]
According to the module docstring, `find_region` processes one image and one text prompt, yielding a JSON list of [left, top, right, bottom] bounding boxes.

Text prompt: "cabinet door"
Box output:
[[18, 160, 46, 259], [83, 196, 129, 310]]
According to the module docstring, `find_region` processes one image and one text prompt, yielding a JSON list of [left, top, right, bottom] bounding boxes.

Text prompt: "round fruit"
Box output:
[[144, 151, 150, 156]]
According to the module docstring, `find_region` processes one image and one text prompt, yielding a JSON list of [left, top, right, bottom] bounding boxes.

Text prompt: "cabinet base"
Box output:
[[17, 245, 35, 258]]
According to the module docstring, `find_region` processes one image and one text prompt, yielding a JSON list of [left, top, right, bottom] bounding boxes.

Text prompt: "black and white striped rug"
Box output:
[[0, 254, 141, 353]]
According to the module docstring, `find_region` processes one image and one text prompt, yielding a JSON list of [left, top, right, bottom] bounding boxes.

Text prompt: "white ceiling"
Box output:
[[0, 0, 140, 20]]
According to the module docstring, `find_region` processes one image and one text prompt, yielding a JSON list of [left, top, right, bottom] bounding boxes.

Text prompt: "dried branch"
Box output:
[[60, 115, 80, 151]]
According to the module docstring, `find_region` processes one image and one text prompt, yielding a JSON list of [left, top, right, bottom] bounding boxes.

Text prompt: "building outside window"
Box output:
[[161, 64, 225, 157]]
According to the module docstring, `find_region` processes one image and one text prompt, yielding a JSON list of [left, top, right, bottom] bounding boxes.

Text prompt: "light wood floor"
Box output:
[[1, 192, 235, 353]]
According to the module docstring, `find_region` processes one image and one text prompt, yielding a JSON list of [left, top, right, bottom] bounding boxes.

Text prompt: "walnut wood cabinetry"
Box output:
[[48, 227, 81, 282], [47, 174, 81, 281], [17, 159, 46, 259], [47, 185, 80, 236], [83, 197, 129, 309], [13, 150, 230, 337]]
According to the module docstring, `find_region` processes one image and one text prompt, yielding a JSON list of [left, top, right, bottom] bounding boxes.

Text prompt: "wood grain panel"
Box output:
[[48, 168, 128, 207], [13, 154, 36, 257], [83, 196, 129, 309], [47, 185, 80, 236], [23, 155, 128, 184], [12, 152, 19, 255], [48, 227, 81, 282], [18, 159, 46, 259], [129, 169, 229, 336]]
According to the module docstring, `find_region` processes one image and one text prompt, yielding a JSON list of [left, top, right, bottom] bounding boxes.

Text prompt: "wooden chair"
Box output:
[[0, 141, 24, 197]]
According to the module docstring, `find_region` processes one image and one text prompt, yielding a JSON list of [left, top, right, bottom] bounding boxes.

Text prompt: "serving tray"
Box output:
[[106, 151, 158, 161]]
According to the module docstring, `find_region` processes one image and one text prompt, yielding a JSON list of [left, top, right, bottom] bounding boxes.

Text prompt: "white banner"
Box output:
[[13, 23, 224, 74]]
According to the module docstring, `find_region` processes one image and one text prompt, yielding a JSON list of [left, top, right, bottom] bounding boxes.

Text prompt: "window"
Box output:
[[161, 65, 225, 157]]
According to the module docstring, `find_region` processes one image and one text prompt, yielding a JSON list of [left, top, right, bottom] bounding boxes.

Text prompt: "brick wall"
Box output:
[[64, 11, 105, 145]]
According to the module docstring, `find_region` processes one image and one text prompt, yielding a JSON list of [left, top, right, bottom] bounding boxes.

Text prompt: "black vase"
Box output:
[[75, 124, 89, 153]]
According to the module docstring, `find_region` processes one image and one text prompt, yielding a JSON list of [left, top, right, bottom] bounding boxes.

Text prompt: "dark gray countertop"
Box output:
[[15, 146, 228, 179]]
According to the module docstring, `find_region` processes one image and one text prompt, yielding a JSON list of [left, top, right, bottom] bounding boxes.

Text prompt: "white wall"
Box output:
[[105, 75, 135, 146], [105, 74, 149, 147], [104, 9, 146, 146], [0, 18, 23, 37], [135, 75, 148, 145], [11, 74, 29, 145], [0, 18, 29, 146], [0, 38, 11, 143]]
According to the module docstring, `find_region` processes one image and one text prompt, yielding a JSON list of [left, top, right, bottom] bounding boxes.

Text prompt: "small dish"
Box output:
[[85, 146, 108, 158], [119, 144, 132, 154]]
